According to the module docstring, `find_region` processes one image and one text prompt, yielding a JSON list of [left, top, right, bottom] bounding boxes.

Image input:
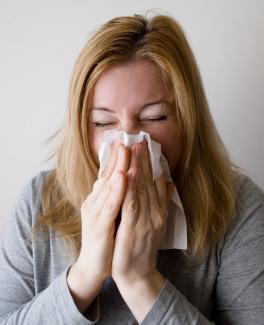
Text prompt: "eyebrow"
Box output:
[[91, 100, 170, 113]]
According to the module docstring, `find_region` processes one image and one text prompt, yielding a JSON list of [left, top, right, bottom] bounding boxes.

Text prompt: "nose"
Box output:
[[119, 117, 139, 134]]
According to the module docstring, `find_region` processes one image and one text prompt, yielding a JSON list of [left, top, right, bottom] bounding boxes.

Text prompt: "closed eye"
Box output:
[[142, 116, 167, 123], [92, 116, 167, 128], [93, 122, 115, 128]]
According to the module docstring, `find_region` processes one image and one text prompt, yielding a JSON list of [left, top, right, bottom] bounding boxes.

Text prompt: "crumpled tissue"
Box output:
[[98, 130, 187, 250]]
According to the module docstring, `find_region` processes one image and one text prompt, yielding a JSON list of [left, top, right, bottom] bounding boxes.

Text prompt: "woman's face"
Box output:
[[88, 60, 181, 173]]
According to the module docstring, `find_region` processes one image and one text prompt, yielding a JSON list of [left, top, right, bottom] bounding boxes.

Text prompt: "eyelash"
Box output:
[[94, 116, 167, 128]]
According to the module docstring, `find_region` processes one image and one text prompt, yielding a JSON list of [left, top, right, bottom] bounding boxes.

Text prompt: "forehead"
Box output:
[[91, 60, 170, 108]]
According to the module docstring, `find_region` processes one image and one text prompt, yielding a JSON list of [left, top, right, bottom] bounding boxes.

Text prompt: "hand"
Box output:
[[111, 141, 173, 322], [74, 142, 129, 285], [112, 141, 171, 283], [67, 142, 129, 313]]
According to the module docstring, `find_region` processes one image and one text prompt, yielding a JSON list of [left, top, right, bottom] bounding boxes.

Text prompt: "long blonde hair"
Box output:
[[35, 13, 238, 260]]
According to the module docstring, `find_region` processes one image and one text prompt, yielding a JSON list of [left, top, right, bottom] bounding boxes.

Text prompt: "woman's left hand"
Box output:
[[111, 141, 173, 321], [111, 141, 170, 283]]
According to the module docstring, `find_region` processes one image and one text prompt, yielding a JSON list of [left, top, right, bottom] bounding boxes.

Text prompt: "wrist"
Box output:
[[115, 271, 166, 323], [71, 261, 107, 287], [115, 270, 165, 288], [67, 263, 104, 313]]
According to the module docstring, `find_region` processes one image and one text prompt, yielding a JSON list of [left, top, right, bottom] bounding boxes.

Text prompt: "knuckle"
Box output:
[[136, 180, 146, 194], [153, 214, 166, 230], [110, 171, 122, 186], [127, 168, 138, 181], [93, 178, 104, 190], [127, 199, 137, 212], [103, 183, 112, 194], [139, 226, 151, 239], [144, 176, 153, 186], [102, 169, 111, 179], [100, 174, 109, 182]]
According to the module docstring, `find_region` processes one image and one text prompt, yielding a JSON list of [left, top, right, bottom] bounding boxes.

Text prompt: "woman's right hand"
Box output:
[[67, 142, 129, 312]]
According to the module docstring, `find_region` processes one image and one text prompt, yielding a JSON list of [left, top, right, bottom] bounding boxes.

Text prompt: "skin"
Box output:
[[88, 60, 181, 172], [67, 60, 181, 322]]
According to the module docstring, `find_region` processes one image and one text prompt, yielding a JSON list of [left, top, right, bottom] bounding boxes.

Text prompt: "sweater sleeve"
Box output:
[[141, 279, 214, 324], [0, 173, 99, 324], [141, 176, 264, 325]]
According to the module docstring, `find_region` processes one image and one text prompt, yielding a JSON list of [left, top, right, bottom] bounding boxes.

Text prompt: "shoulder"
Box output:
[[234, 173, 264, 204], [9, 169, 54, 229], [221, 174, 264, 252], [23, 169, 52, 196], [234, 174, 264, 221]]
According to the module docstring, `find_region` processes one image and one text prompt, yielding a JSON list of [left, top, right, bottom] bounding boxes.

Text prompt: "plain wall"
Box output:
[[0, 0, 263, 230]]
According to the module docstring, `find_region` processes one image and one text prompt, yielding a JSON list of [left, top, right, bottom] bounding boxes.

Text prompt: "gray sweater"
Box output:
[[0, 170, 264, 324]]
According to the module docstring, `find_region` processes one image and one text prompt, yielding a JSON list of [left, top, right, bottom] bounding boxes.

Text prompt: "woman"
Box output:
[[0, 13, 263, 324]]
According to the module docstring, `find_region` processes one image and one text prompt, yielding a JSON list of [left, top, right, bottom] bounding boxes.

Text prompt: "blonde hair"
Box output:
[[34, 13, 239, 260]]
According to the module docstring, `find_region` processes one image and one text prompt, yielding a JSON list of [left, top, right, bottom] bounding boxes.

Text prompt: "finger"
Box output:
[[94, 161, 128, 215], [129, 142, 141, 175], [128, 144, 152, 228], [137, 142, 157, 207], [99, 171, 127, 224], [129, 143, 146, 195], [92, 144, 129, 201], [140, 140, 153, 180], [122, 143, 143, 227], [154, 175, 167, 208], [89, 177, 107, 201], [121, 171, 138, 227], [112, 143, 129, 175], [140, 142, 153, 184], [125, 143, 155, 229]]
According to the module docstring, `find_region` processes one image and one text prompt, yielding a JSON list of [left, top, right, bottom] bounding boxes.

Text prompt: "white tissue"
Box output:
[[98, 130, 187, 250]]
